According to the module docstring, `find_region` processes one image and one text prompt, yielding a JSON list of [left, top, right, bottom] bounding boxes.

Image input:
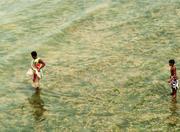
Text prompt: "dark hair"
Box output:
[[169, 59, 175, 64], [31, 51, 37, 57]]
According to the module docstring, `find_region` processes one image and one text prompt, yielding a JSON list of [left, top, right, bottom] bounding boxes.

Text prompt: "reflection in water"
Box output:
[[170, 99, 178, 115], [167, 98, 178, 129], [28, 89, 46, 122]]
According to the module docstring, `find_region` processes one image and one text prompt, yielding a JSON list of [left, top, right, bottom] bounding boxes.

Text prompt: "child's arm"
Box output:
[[168, 76, 174, 83], [38, 59, 46, 69]]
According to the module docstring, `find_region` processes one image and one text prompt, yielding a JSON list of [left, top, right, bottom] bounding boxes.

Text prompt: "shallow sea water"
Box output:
[[0, 0, 180, 131]]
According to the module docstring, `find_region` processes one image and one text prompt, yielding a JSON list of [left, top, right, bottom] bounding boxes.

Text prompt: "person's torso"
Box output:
[[31, 58, 41, 70], [170, 66, 178, 80]]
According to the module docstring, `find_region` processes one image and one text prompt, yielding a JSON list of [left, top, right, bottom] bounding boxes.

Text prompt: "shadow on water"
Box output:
[[28, 89, 46, 122]]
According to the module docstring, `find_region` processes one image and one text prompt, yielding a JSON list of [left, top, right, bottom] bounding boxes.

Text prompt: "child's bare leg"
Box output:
[[172, 88, 177, 98], [170, 88, 173, 95], [32, 73, 37, 88], [32, 74, 40, 89], [36, 78, 40, 89], [32, 80, 37, 88], [33, 73, 37, 82]]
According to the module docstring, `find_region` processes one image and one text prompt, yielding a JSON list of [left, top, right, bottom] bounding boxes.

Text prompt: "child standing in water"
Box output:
[[31, 51, 45, 89], [168, 59, 179, 98]]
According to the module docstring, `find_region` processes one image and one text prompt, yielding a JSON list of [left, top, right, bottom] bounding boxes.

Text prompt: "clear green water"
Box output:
[[0, 0, 180, 131]]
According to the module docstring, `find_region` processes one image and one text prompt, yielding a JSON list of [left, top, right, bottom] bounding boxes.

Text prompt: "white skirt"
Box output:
[[26, 68, 43, 79]]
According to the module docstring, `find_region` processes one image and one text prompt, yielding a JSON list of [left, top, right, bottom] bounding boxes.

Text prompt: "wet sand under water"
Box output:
[[0, 0, 180, 131]]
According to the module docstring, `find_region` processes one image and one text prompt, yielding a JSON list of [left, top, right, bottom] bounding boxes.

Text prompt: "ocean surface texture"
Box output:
[[0, 0, 180, 131]]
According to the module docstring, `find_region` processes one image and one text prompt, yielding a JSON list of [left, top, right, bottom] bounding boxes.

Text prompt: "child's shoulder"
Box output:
[[171, 65, 177, 71]]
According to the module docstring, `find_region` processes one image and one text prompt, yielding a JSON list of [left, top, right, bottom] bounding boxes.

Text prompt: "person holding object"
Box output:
[[27, 51, 46, 89]]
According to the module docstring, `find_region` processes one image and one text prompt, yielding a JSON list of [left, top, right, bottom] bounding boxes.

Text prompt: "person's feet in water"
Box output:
[[172, 96, 177, 103], [36, 87, 40, 91]]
